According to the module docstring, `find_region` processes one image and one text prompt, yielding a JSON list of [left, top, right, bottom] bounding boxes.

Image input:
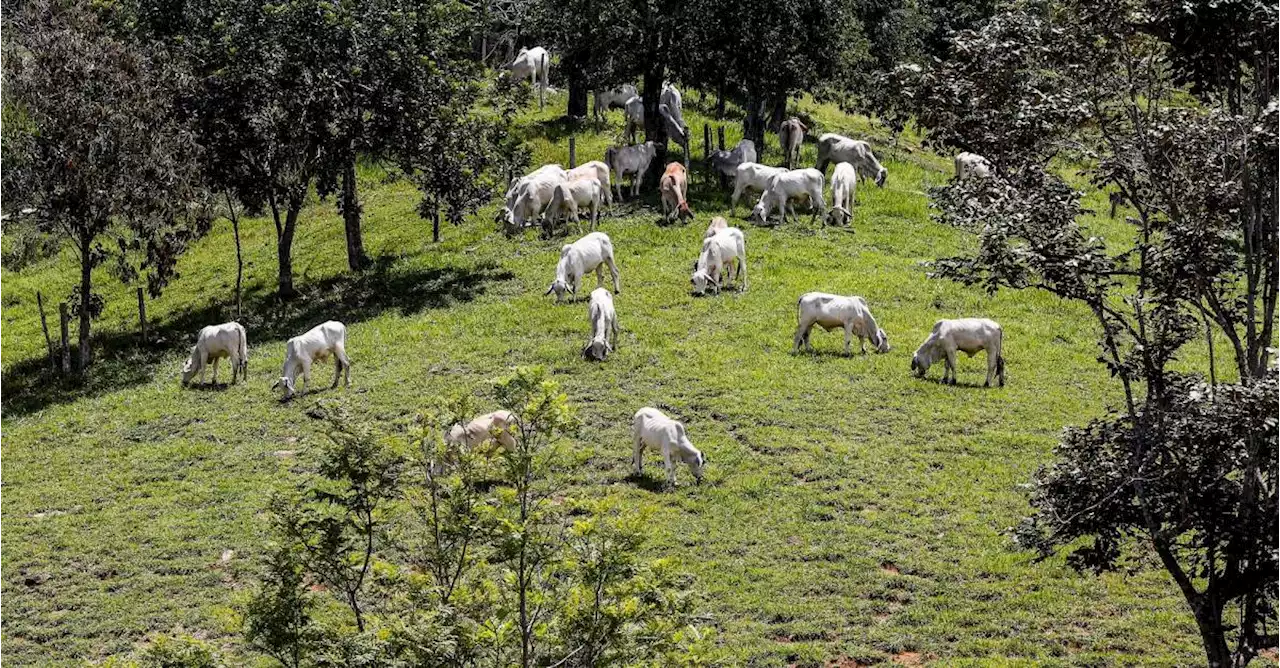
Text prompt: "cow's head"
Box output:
[[271, 376, 297, 399], [583, 338, 612, 361], [875, 167, 888, 188], [691, 269, 718, 296], [826, 206, 851, 227], [873, 328, 891, 354], [544, 279, 573, 302]]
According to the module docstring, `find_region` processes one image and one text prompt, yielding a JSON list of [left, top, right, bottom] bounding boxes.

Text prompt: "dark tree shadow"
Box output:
[[2, 255, 515, 416], [530, 116, 589, 143]]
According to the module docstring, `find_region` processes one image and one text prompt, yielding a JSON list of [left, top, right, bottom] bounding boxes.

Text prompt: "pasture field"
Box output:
[[1, 94, 1220, 665]]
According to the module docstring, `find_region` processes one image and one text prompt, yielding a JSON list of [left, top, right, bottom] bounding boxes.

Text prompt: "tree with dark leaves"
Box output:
[[2, 0, 209, 373]]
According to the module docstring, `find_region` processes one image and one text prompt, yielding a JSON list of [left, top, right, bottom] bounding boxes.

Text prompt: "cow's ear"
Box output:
[[544, 283, 555, 296]]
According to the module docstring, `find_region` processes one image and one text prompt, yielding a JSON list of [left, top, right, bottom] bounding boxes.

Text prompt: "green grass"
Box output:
[[1, 91, 1225, 666]]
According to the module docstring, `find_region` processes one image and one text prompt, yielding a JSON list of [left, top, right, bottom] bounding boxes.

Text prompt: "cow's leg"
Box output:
[[611, 317, 619, 349], [985, 350, 997, 387], [738, 253, 748, 291], [944, 349, 958, 385], [595, 263, 605, 288], [662, 445, 676, 487], [793, 321, 810, 353], [844, 324, 854, 355], [632, 435, 644, 476], [300, 359, 313, 394]]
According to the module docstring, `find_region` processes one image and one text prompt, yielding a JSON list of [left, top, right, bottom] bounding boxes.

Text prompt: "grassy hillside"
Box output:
[[1, 92, 1218, 665]]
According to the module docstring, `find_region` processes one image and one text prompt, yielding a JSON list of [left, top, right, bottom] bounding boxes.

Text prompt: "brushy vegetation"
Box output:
[[2, 93, 1239, 665]]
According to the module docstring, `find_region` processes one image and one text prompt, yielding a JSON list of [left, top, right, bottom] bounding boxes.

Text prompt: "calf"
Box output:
[[730, 162, 788, 216], [826, 161, 858, 226], [582, 287, 619, 361], [779, 118, 807, 169], [793, 293, 890, 355], [659, 162, 693, 222], [594, 84, 637, 121], [181, 322, 248, 386], [911, 318, 1005, 387], [446, 410, 518, 453], [604, 141, 657, 200], [503, 164, 568, 228], [708, 140, 758, 182], [691, 227, 747, 295], [547, 177, 603, 233], [815, 133, 887, 187], [273, 321, 351, 399], [704, 216, 729, 238], [750, 168, 826, 225], [568, 160, 614, 207], [632, 407, 705, 486], [545, 231, 621, 302], [954, 152, 992, 180]]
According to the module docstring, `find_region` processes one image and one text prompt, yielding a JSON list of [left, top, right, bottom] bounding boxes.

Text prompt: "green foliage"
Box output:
[[137, 632, 226, 668]]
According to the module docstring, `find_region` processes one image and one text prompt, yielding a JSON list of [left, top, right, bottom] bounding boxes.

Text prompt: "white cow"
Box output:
[[604, 141, 657, 200], [793, 293, 890, 355], [691, 227, 747, 295], [826, 161, 858, 226], [547, 177, 603, 233], [273, 321, 351, 399], [594, 84, 638, 121], [750, 168, 827, 225], [632, 407, 705, 486], [954, 152, 992, 180], [504, 164, 568, 228], [509, 47, 551, 107], [446, 410, 518, 453], [660, 82, 685, 130], [815, 133, 887, 187], [568, 160, 614, 206], [181, 322, 248, 386], [730, 162, 788, 215], [545, 231, 621, 302], [623, 96, 645, 144], [779, 118, 807, 169], [704, 216, 729, 238], [659, 103, 690, 161], [911, 318, 1006, 387], [708, 140, 758, 181], [582, 287, 619, 361]]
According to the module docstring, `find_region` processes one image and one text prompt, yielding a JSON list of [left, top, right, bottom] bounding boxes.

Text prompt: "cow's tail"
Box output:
[[996, 327, 1006, 385], [238, 323, 249, 372]]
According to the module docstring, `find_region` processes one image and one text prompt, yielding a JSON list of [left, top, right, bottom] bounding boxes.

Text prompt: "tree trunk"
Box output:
[[431, 202, 441, 243], [274, 191, 301, 300], [341, 154, 366, 272], [1194, 601, 1232, 667], [77, 232, 93, 374], [768, 93, 787, 132], [642, 65, 668, 188], [226, 191, 243, 319], [743, 95, 767, 153], [716, 81, 726, 119], [567, 74, 589, 119]]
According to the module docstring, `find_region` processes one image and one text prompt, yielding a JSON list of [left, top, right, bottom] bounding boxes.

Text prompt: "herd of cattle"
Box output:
[[176, 65, 1008, 487]]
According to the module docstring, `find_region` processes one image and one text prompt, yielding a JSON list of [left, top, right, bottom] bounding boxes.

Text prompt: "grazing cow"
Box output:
[[815, 133, 887, 187], [708, 140, 758, 182], [750, 168, 826, 225], [659, 103, 690, 162], [660, 82, 685, 130], [547, 177, 603, 233], [181, 322, 248, 386], [568, 160, 614, 207], [509, 47, 551, 106], [583, 287, 619, 361], [779, 118, 808, 169], [826, 162, 858, 226], [446, 410, 518, 453], [659, 162, 693, 222], [793, 293, 889, 355], [545, 231, 621, 302], [704, 216, 729, 238], [273, 321, 351, 399], [730, 162, 788, 215], [691, 227, 747, 295], [911, 318, 1006, 387], [503, 164, 568, 228], [594, 84, 638, 121], [954, 152, 992, 180], [623, 96, 645, 144], [604, 141, 657, 200], [632, 407, 706, 486]]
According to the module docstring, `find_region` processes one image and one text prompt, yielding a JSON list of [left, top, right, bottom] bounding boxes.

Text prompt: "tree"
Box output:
[[917, 0, 1279, 663], [2, 0, 209, 373]]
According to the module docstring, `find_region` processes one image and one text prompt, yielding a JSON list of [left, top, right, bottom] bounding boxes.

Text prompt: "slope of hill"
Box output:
[[0, 93, 1207, 665]]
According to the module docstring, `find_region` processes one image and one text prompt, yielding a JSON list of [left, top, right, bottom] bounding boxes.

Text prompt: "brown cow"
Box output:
[[659, 162, 694, 223]]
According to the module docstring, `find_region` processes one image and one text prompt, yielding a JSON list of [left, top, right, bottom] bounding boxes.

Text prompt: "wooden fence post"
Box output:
[[703, 124, 711, 162], [59, 303, 71, 374], [38, 291, 55, 370], [717, 126, 725, 151], [137, 287, 148, 345], [569, 136, 576, 168]]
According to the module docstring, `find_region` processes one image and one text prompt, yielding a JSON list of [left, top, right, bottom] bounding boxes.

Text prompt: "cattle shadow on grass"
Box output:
[[2, 255, 515, 416], [626, 472, 670, 494]]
